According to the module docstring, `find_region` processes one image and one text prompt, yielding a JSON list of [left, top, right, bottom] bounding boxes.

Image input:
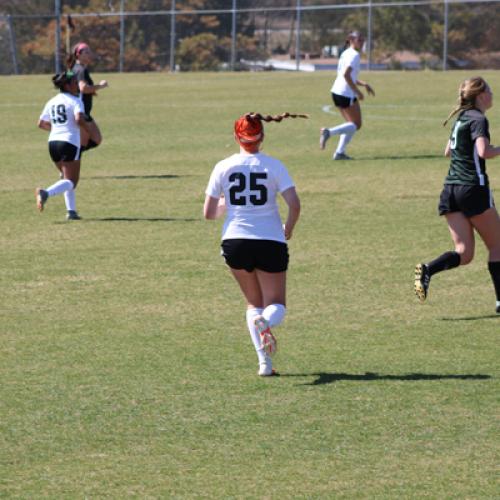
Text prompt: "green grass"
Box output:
[[0, 70, 498, 498]]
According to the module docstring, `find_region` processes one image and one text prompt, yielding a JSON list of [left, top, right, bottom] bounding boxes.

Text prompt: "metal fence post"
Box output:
[[6, 15, 19, 75], [119, 0, 125, 72], [55, 0, 61, 72], [169, 0, 176, 72], [231, 0, 237, 70], [443, 0, 448, 71], [295, 0, 301, 71], [367, 0, 373, 70]]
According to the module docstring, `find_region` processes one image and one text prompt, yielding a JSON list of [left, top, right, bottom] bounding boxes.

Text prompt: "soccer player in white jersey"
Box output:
[[204, 112, 304, 376], [319, 31, 375, 160], [36, 71, 89, 220]]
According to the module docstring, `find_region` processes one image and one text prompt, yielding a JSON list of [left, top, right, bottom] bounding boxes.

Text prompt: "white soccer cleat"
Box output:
[[258, 356, 277, 376], [254, 316, 277, 356]]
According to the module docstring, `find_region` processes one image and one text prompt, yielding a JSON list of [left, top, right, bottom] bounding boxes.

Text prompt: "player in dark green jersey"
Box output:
[[415, 77, 500, 313]]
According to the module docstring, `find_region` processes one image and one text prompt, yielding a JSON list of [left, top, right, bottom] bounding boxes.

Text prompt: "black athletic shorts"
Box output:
[[221, 239, 289, 273], [48, 141, 81, 162], [84, 113, 94, 123], [332, 93, 357, 109], [438, 184, 495, 218]]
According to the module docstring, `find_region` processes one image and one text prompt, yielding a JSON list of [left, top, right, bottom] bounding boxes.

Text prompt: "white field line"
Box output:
[[322, 104, 439, 122]]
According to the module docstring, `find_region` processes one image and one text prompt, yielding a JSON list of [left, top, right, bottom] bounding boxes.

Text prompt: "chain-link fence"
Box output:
[[1, 0, 499, 75]]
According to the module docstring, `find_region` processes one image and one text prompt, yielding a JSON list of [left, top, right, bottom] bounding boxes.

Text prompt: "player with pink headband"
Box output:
[[66, 41, 108, 153], [204, 112, 305, 376]]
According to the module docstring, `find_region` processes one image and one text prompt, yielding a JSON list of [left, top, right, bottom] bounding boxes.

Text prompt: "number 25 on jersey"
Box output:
[[229, 172, 268, 206]]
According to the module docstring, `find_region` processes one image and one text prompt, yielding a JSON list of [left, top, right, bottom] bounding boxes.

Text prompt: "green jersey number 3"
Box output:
[[449, 121, 462, 150]]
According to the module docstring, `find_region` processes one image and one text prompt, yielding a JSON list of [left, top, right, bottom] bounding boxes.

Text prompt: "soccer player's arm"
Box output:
[[38, 106, 51, 131], [281, 187, 300, 241], [473, 118, 500, 159], [74, 102, 90, 132], [444, 140, 451, 157], [204, 167, 226, 220], [204, 194, 226, 220], [38, 119, 51, 131], [78, 78, 108, 96], [356, 79, 375, 96], [476, 137, 500, 159], [344, 66, 363, 100]]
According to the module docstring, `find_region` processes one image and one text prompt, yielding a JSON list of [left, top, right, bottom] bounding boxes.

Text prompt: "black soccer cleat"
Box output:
[[319, 128, 330, 150], [35, 188, 48, 212], [414, 263, 431, 302], [333, 152, 353, 160], [66, 210, 81, 220]]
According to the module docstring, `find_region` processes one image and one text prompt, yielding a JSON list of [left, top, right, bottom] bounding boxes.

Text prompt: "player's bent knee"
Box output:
[[458, 251, 474, 265]]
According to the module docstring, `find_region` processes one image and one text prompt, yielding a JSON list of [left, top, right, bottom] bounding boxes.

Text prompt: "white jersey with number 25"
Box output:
[[40, 92, 83, 147], [205, 152, 295, 243]]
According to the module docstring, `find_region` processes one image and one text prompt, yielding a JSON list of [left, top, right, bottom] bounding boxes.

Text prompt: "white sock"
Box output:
[[327, 121, 357, 137], [246, 307, 266, 363], [262, 303, 286, 328], [64, 189, 76, 212], [496, 300, 500, 308], [335, 130, 355, 155], [46, 179, 74, 197]]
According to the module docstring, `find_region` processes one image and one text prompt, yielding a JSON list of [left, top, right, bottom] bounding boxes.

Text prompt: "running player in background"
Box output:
[[67, 42, 108, 153], [319, 31, 375, 160], [36, 71, 89, 220], [415, 77, 500, 314], [204, 112, 304, 376]]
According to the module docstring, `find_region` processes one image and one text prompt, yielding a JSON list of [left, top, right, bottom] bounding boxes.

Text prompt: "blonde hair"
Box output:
[[443, 77, 489, 126]]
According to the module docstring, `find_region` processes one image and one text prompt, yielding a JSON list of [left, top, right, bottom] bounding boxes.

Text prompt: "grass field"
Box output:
[[1, 70, 499, 498]]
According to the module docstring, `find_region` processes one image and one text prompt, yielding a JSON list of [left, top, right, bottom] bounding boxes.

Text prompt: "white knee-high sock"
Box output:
[[327, 121, 357, 137], [64, 189, 76, 211], [246, 307, 266, 363], [335, 130, 356, 154], [46, 179, 74, 197], [262, 303, 286, 328]]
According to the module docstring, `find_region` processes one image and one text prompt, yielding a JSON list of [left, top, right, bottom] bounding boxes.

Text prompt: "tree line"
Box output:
[[1, 0, 499, 73]]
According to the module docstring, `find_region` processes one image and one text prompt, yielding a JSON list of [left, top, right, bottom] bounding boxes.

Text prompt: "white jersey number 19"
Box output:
[[50, 104, 68, 124]]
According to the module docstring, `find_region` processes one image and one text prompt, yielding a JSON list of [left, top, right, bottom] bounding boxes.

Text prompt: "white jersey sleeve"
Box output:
[[40, 102, 51, 123], [205, 164, 223, 199], [274, 160, 295, 193]]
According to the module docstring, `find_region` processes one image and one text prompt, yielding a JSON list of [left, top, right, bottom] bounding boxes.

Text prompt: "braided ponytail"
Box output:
[[234, 112, 308, 148], [245, 112, 309, 123], [443, 77, 488, 126]]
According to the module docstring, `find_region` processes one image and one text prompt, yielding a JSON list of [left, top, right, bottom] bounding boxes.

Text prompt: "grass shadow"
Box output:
[[358, 154, 442, 161], [281, 371, 491, 386], [55, 217, 198, 223], [85, 174, 183, 180], [85, 217, 197, 222], [439, 314, 499, 321]]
